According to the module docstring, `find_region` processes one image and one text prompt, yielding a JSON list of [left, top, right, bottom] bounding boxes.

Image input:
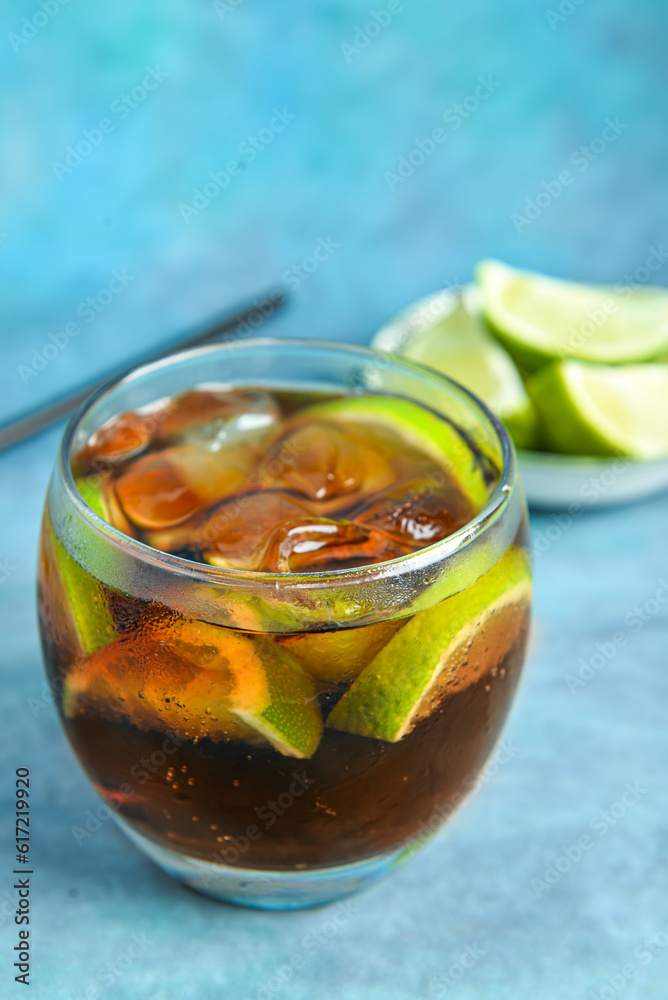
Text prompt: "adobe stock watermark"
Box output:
[[0, 557, 17, 584], [408, 279, 463, 327], [16, 267, 135, 385], [8, 0, 72, 54], [203, 770, 315, 870], [398, 738, 522, 859], [565, 579, 668, 694], [213, 0, 244, 19], [385, 75, 501, 191], [588, 917, 668, 999], [551, 246, 668, 359], [530, 781, 647, 898], [545, 0, 588, 31], [531, 458, 632, 559], [66, 933, 153, 1000], [340, 0, 404, 62], [511, 117, 629, 233], [70, 734, 186, 845], [178, 108, 296, 223], [240, 900, 358, 1000], [280, 236, 339, 291], [51, 66, 169, 180], [427, 943, 486, 996]]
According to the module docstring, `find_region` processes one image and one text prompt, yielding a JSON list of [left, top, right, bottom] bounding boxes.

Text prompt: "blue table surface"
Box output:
[[1, 2, 668, 997]]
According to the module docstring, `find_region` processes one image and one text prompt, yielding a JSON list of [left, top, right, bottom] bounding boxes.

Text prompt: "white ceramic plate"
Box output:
[[371, 290, 668, 510]]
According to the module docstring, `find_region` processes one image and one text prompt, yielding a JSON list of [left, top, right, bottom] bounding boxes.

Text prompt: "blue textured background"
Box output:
[[1, 2, 667, 998]]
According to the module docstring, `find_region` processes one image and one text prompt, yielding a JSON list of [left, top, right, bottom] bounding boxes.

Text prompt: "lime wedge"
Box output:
[[64, 619, 324, 757], [163, 619, 324, 758], [76, 475, 107, 518], [528, 360, 668, 457], [76, 473, 135, 537], [396, 294, 539, 449], [477, 259, 668, 371], [297, 394, 490, 510], [44, 512, 117, 658], [327, 546, 531, 742], [62, 635, 265, 746], [280, 618, 407, 684]]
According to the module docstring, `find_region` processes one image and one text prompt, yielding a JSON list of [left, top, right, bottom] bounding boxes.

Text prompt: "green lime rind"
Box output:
[[45, 512, 117, 658], [397, 296, 540, 450], [297, 394, 490, 511], [246, 641, 324, 758], [327, 546, 531, 743], [163, 618, 323, 758], [527, 360, 668, 458], [279, 618, 407, 684], [75, 474, 107, 519], [477, 259, 668, 372], [504, 402, 540, 451], [192, 585, 304, 633]]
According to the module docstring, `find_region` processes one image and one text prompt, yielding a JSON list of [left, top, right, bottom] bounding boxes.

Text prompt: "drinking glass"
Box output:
[[37, 339, 531, 909]]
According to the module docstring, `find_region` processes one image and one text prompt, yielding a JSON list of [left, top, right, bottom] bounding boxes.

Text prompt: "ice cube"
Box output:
[[156, 388, 280, 452], [353, 476, 474, 548], [200, 492, 317, 570], [264, 517, 412, 573], [115, 443, 257, 529], [145, 490, 313, 569], [77, 411, 153, 470], [257, 420, 396, 510]]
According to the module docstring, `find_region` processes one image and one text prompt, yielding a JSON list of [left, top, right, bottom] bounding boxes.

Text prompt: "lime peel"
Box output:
[[477, 259, 668, 371], [528, 360, 668, 458], [398, 296, 539, 449], [327, 546, 531, 742], [45, 511, 117, 658]]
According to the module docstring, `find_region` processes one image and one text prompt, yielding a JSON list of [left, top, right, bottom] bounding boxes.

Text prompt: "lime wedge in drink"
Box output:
[[62, 635, 265, 746], [163, 619, 324, 758], [477, 259, 668, 371], [44, 511, 117, 658], [76, 473, 135, 536], [297, 394, 491, 510], [394, 294, 539, 450], [280, 618, 407, 684], [64, 618, 324, 758], [528, 360, 668, 457], [327, 546, 531, 742]]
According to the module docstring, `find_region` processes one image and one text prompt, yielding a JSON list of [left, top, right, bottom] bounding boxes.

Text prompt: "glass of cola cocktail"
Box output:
[[38, 339, 531, 909]]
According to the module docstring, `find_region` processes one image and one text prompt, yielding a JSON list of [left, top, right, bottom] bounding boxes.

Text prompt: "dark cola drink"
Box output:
[[38, 384, 531, 874]]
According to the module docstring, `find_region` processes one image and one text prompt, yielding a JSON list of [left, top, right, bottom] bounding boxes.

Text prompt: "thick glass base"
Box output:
[[116, 817, 407, 910]]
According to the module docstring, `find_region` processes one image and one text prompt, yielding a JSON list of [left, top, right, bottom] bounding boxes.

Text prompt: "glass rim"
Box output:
[[57, 336, 517, 588]]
